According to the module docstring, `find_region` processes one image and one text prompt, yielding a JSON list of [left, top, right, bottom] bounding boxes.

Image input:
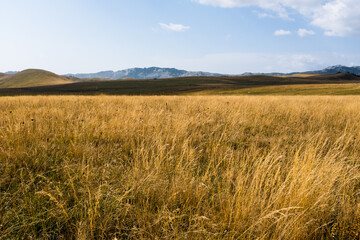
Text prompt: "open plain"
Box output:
[[1, 95, 359, 239]]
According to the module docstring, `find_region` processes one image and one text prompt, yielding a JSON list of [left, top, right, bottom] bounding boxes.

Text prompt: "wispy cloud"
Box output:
[[159, 23, 190, 32], [274, 29, 291, 36], [253, 10, 276, 19], [297, 28, 315, 37], [192, 0, 360, 37]]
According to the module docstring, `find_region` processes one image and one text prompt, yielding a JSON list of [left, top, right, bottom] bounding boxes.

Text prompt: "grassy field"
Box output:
[[195, 83, 360, 95], [0, 72, 359, 96], [1, 96, 360, 239]]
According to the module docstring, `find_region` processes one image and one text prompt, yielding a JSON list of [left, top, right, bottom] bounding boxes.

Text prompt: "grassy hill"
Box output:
[[0, 73, 6, 78], [0, 69, 74, 88], [0, 71, 359, 95]]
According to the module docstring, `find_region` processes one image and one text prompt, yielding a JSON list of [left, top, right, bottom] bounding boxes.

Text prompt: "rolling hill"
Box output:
[[0, 69, 75, 88], [4, 65, 360, 80], [0, 72, 359, 96]]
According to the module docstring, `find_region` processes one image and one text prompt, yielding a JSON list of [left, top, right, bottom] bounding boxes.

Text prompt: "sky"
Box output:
[[0, 0, 360, 74]]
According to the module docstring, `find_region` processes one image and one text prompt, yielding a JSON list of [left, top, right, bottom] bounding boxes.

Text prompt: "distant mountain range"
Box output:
[[5, 71, 18, 75], [66, 65, 360, 79], [310, 65, 360, 75], [240, 65, 360, 76], [66, 67, 221, 79], [2, 65, 360, 80]]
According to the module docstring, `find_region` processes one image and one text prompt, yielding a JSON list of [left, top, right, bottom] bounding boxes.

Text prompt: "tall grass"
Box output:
[[0, 96, 359, 239]]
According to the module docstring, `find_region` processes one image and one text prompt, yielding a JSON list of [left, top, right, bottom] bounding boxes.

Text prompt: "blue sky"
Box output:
[[0, 0, 359, 74]]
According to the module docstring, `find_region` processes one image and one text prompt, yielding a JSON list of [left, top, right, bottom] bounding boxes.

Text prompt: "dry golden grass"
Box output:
[[194, 83, 360, 96], [0, 95, 359, 239], [278, 74, 321, 77]]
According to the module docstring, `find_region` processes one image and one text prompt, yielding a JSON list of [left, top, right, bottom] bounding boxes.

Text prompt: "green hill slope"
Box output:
[[0, 69, 74, 88]]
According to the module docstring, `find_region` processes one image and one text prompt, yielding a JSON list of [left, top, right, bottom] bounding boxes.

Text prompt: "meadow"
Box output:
[[0, 95, 359, 239]]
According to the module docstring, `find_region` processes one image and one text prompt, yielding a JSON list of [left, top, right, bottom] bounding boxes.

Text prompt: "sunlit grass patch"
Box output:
[[0, 95, 359, 239]]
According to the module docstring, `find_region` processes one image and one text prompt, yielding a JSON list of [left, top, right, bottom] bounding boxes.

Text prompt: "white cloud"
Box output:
[[192, 0, 250, 8], [192, 0, 360, 37], [191, 0, 322, 15], [297, 28, 315, 37], [311, 0, 360, 37], [274, 30, 291, 36], [159, 23, 190, 32]]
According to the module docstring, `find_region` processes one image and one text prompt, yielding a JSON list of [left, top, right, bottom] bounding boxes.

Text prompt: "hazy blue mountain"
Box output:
[[307, 65, 360, 75], [240, 65, 360, 76], [240, 72, 284, 76], [66, 67, 222, 79], [5, 71, 18, 75]]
